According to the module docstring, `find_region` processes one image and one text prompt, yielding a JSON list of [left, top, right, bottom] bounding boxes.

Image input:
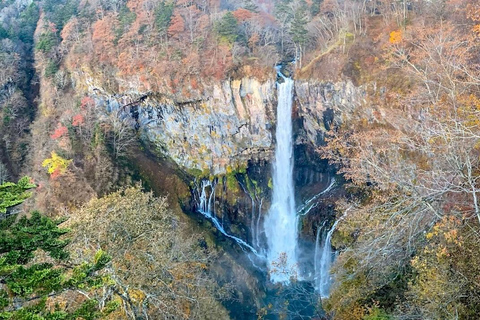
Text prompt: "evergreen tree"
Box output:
[[243, 0, 259, 12], [291, 8, 308, 46], [0, 177, 35, 214], [215, 12, 239, 44], [311, 0, 322, 16], [0, 179, 118, 319], [155, 1, 174, 35]]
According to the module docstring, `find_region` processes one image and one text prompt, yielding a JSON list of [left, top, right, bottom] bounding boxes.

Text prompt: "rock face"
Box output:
[[138, 78, 276, 174], [295, 80, 364, 147], [82, 75, 363, 175], [84, 77, 277, 175]]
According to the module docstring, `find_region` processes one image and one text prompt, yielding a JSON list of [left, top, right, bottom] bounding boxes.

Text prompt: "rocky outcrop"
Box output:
[[138, 78, 276, 174], [81, 75, 364, 176], [82, 76, 277, 175], [295, 80, 364, 147]]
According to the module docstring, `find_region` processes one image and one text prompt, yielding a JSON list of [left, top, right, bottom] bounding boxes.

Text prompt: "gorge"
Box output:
[[3, 0, 480, 319]]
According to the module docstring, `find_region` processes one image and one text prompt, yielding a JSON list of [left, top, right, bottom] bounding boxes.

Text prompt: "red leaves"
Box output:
[[81, 96, 95, 109], [50, 124, 68, 139], [72, 114, 85, 127]]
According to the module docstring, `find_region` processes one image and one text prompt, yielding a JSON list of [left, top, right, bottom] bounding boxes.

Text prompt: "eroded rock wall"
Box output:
[[78, 73, 364, 175]]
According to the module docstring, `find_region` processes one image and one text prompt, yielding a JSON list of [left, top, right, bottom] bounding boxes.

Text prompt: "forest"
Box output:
[[1, 0, 480, 319]]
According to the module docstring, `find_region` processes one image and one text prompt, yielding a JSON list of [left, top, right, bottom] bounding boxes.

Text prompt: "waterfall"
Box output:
[[314, 222, 327, 292], [197, 180, 262, 258], [264, 71, 298, 283], [297, 178, 336, 216], [315, 207, 351, 297], [315, 219, 339, 297]]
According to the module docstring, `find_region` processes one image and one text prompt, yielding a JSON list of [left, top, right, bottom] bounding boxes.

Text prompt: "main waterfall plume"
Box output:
[[264, 72, 298, 283]]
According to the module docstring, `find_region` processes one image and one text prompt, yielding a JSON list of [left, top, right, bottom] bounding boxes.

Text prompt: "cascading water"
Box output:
[[314, 207, 351, 297], [297, 177, 336, 217], [264, 71, 298, 283], [197, 180, 261, 257], [315, 219, 339, 297]]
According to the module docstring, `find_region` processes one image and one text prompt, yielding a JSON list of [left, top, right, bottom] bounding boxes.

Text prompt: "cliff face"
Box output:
[[77, 72, 363, 175], [138, 78, 276, 174], [295, 80, 363, 147]]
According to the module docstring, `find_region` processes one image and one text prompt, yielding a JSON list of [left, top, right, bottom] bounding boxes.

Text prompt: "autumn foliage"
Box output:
[[50, 123, 68, 139], [320, 1, 480, 318], [42, 151, 72, 179], [389, 30, 402, 44]]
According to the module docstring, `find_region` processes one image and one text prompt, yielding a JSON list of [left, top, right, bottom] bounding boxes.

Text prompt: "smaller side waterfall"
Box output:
[[297, 178, 336, 216], [197, 180, 262, 258], [314, 207, 351, 297], [315, 219, 339, 297], [238, 181, 265, 251]]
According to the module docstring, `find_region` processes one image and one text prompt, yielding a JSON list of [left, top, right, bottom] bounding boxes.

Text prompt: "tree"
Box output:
[[167, 11, 185, 39], [0, 178, 118, 318], [155, 1, 174, 37], [215, 12, 238, 44], [42, 152, 72, 179], [290, 6, 308, 65], [67, 186, 231, 319], [0, 176, 35, 214], [101, 109, 136, 158]]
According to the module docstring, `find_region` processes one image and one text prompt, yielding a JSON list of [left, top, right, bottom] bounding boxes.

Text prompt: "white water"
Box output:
[[198, 180, 262, 258], [238, 181, 264, 250], [264, 74, 298, 283], [315, 219, 339, 297], [315, 207, 351, 297], [297, 178, 336, 216]]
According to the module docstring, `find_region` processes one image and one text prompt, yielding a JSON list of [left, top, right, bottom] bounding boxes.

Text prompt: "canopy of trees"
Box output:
[[0, 178, 118, 319], [66, 186, 230, 319]]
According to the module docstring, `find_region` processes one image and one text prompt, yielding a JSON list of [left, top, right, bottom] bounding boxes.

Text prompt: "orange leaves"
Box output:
[[233, 8, 254, 22], [168, 13, 185, 38], [51, 123, 68, 139], [473, 24, 480, 36], [467, 3, 480, 36], [72, 114, 84, 127], [92, 16, 116, 62], [248, 33, 260, 49], [126, 0, 142, 12], [389, 30, 402, 44]]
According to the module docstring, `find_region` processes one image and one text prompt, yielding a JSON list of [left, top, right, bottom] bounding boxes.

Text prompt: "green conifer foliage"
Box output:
[[215, 12, 239, 44], [0, 179, 118, 319], [155, 1, 174, 35], [0, 177, 35, 214]]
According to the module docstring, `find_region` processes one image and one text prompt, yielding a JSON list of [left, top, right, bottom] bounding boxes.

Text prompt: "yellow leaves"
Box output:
[[474, 24, 480, 36], [128, 288, 146, 304], [42, 151, 72, 178], [389, 30, 402, 44]]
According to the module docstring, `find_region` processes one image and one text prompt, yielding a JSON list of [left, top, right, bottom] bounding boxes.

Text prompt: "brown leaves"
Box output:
[[67, 187, 230, 319], [167, 12, 185, 38], [91, 16, 116, 62]]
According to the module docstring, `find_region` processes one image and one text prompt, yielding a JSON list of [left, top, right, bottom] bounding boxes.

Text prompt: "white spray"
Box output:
[[264, 71, 298, 283]]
